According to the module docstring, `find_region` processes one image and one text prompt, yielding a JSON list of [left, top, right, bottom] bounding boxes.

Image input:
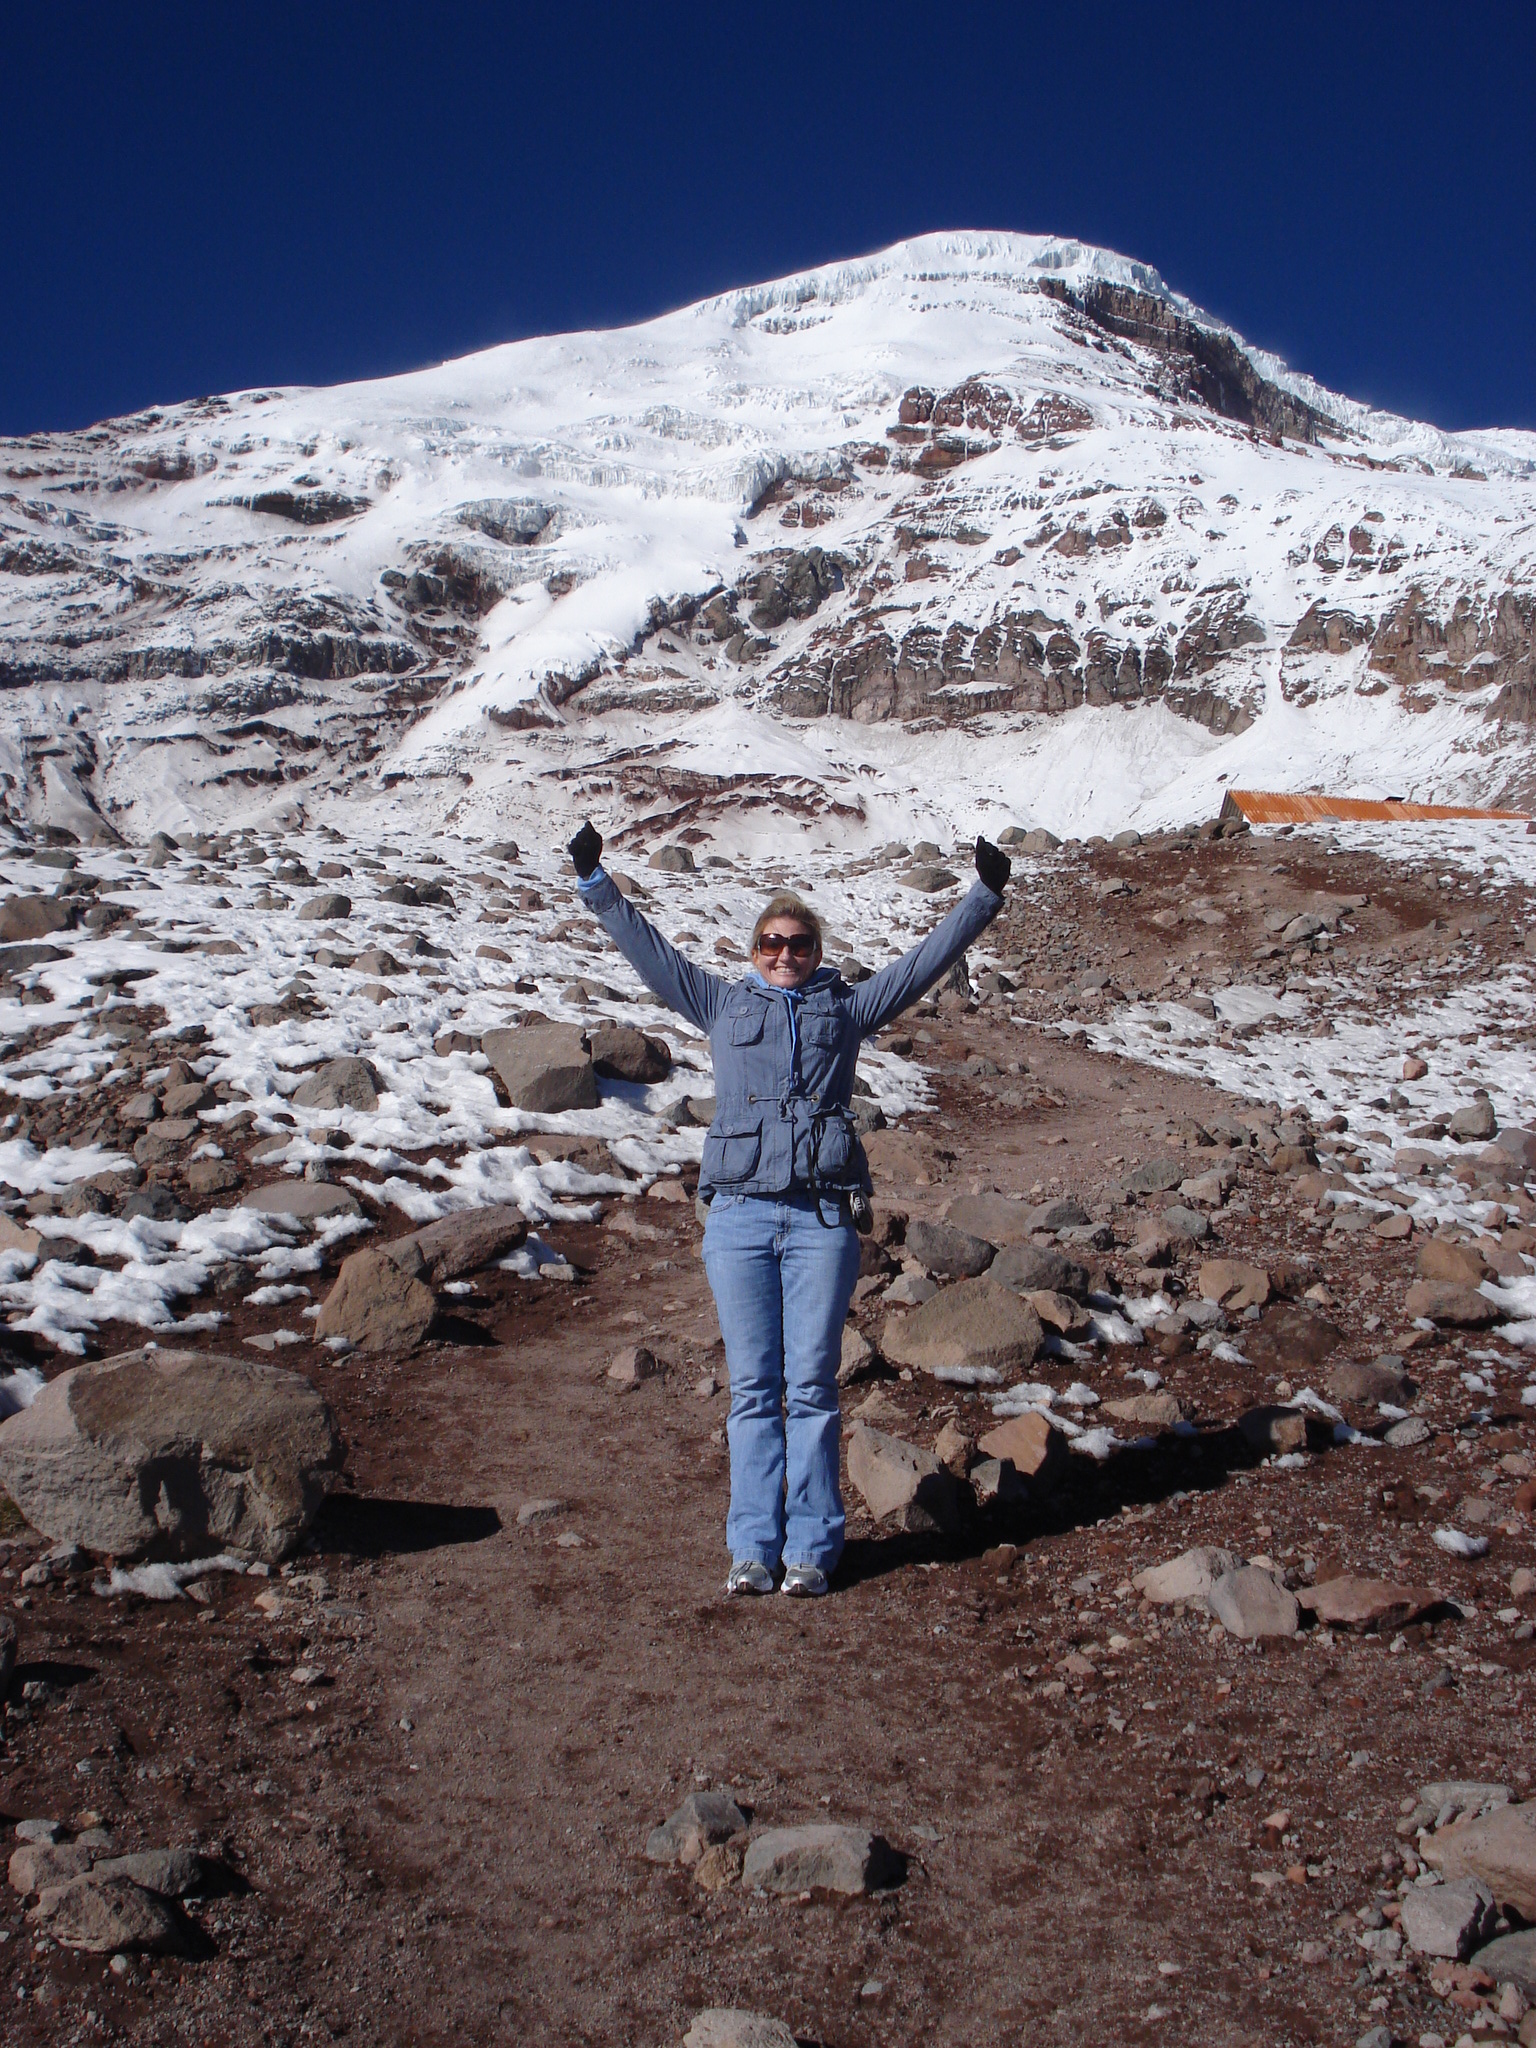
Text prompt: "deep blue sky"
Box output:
[[3, 2, 1532, 438]]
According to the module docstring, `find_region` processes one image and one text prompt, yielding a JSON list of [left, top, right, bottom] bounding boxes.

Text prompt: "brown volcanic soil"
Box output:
[[3, 829, 1536, 2046]]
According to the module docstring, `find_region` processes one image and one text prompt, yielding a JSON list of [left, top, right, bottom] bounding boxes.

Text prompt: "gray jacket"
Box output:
[[575, 867, 1003, 1198]]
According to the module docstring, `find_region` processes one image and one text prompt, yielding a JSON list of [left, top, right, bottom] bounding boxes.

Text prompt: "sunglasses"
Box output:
[[755, 932, 818, 958]]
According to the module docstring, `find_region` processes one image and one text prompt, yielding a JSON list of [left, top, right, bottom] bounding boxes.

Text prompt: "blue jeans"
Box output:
[[701, 1192, 861, 1575]]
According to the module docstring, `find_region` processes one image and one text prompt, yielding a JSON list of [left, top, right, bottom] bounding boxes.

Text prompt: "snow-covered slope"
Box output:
[[2, 230, 1533, 852]]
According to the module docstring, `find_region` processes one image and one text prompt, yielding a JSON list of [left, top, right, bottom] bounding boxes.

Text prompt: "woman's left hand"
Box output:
[[975, 835, 1011, 894]]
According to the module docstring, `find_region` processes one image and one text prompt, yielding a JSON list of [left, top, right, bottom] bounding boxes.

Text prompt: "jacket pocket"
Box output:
[[729, 1011, 765, 1045], [702, 1119, 763, 1184], [810, 1112, 856, 1181]]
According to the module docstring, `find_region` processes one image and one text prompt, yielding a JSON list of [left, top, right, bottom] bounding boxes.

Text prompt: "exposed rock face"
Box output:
[[589, 1025, 672, 1083], [0, 1348, 340, 1563]]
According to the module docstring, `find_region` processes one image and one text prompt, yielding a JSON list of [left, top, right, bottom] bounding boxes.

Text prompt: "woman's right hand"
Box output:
[[569, 821, 603, 879]]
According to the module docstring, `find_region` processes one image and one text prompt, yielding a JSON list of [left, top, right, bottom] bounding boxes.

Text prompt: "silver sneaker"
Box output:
[[725, 1559, 774, 1596], [779, 1563, 829, 1599]]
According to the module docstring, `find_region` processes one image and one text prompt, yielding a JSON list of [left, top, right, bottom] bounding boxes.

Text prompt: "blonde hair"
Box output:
[[751, 891, 823, 954]]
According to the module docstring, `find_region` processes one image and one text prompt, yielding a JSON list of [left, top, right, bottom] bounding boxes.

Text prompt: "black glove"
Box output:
[[568, 821, 602, 880], [975, 835, 1010, 895]]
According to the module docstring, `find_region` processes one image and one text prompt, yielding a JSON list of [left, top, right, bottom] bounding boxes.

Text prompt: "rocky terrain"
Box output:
[[0, 802, 1533, 2045]]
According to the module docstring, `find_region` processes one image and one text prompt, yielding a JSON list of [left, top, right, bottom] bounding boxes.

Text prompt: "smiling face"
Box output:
[[751, 916, 822, 989]]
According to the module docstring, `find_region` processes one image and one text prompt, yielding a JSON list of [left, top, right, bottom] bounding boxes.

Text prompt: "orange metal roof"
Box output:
[[1222, 789, 1531, 826]]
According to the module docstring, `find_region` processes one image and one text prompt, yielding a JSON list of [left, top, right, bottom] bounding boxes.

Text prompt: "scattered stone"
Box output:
[[1328, 1358, 1411, 1404], [1403, 1054, 1430, 1081], [29, 1874, 185, 1954], [91, 1848, 225, 1899], [740, 1824, 901, 1896], [0, 895, 75, 943], [1160, 1205, 1211, 1242], [1026, 1197, 1090, 1231], [882, 1272, 936, 1308], [1026, 1288, 1094, 1337], [186, 1158, 240, 1197], [1298, 1577, 1441, 1632], [589, 1025, 672, 1083], [315, 1243, 437, 1353], [1123, 1158, 1186, 1196], [1244, 1307, 1343, 1374], [240, 1182, 362, 1221], [1198, 1260, 1271, 1311], [1449, 1100, 1498, 1141], [903, 1218, 995, 1279], [1417, 1238, 1492, 1287], [976, 1410, 1069, 1488], [1102, 1391, 1188, 1429], [646, 1789, 747, 1866], [9, 1840, 95, 1892], [1238, 1404, 1329, 1456], [837, 1325, 875, 1384], [402, 1205, 528, 1282], [648, 845, 696, 873], [683, 2011, 797, 2048], [882, 1276, 1043, 1381], [1133, 1547, 1238, 1607], [516, 1499, 563, 1527], [1207, 1566, 1300, 1640], [607, 1346, 659, 1387], [901, 865, 958, 893], [1405, 1281, 1501, 1328], [1384, 1415, 1432, 1448], [1471, 1929, 1536, 1998], [298, 894, 352, 921], [291, 1056, 381, 1112], [481, 1023, 598, 1112], [989, 1243, 1091, 1300], [0, 1346, 340, 1563], [0, 1213, 41, 1257], [931, 1419, 974, 1476], [1422, 1801, 1536, 1918], [846, 1423, 959, 1532], [13, 1820, 65, 1845], [942, 1193, 1035, 1245], [1398, 1877, 1496, 1959]]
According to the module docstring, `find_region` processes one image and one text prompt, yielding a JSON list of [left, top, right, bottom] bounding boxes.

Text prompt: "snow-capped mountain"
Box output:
[[2, 230, 1533, 852]]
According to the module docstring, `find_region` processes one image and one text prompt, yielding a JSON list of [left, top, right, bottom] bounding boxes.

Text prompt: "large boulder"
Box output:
[[1417, 1238, 1491, 1286], [903, 1218, 995, 1279], [589, 1025, 673, 1083], [1297, 1576, 1442, 1633], [0, 1347, 339, 1564], [291, 1056, 381, 1112], [30, 1875, 186, 1955], [401, 1206, 527, 1283], [1207, 1566, 1299, 1640], [297, 893, 352, 921], [882, 1277, 1042, 1382], [1422, 1802, 1536, 1919], [1399, 1878, 1496, 1961], [942, 1193, 1035, 1245], [740, 1825, 900, 1895], [846, 1424, 958, 1532], [481, 1024, 598, 1112], [316, 1242, 437, 1353]]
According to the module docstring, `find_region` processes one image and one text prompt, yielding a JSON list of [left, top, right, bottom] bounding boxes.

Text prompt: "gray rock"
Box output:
[[1207, 1566, 1300, 1640], [1421, 1801, 1536, 1919], [989, 1242, 1091, 1300], [646, 1789, 747, 1866], [14, 1819, 65, 1845], [589, 1024, 672, 1083], [846, 1423, 958, 1533], [240, 1181, 362, 1220], [901, 866, 959, 893], [0, 1346, 340, 1564], [1123, 1157, 1187, 1195], [1471, 1928, 1536, 1997], [1025, 1197, 1089, 1231], [29, 1874, 185, 1955], [291, 1056, 382, 1113], [881, 1272, 936, 1308], [0, 1612, 14, 1694], [401, 1205, 527, 1282], [837, 1325, 875, 1384], [92, 1848, 227, 1899], [1132, 1547, 1239, 1608], [740, 1824, 901, 1895], [297, 893, 352, 921], [10, 1840, 95, 1892], [903, 1218, 995, 1279], [1384, 1416, 1432, 1449], [1495, 1127, 1536, 1171], [648, 845, 696, 872], [1448, 1100, 1498, 1141], [1355, 2028, 1392, 2048], [0, 895, 76, 943], [968, 1456, 1028, 1507], [316, 1242, 436, 1353], [942, 1193, 1035, 1245], [683, 2012, 797, 2048], [881, 1276, 1043, 1381], [1399, 1876, 1496, 1959], [1328, 1358, 1409, 1405], [1160, 1205, 1211, 1241], [515, 1499, 563, 1527], [481, 1023, 598, 1112]]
